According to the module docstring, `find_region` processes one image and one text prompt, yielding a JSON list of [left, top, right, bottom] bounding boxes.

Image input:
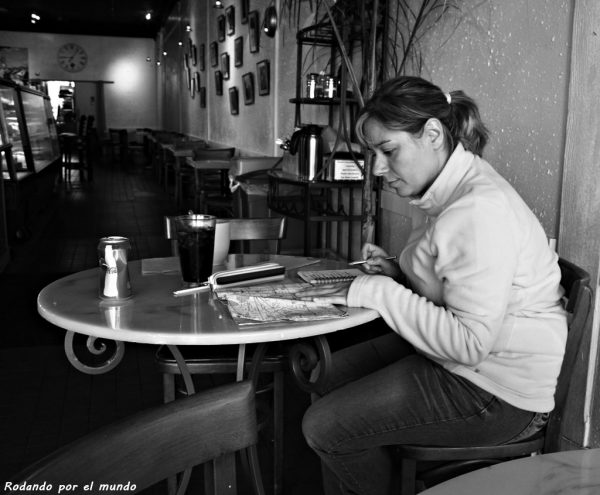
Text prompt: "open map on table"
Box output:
[[214, 281, 348, 325]]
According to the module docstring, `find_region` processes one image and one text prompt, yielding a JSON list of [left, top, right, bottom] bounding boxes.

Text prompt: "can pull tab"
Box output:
[[103, 245, 119, 297]]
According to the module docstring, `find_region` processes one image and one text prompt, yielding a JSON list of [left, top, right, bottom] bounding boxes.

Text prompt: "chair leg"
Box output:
[[273, 370, 284, 495], [400, 458, 418, 495], [163, 372, 176, 403]]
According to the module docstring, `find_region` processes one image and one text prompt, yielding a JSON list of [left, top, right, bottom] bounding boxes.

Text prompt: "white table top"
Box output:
[[421, 448, 600, 495], [185, 156, 233, 170], [37, 254, 379, 347]]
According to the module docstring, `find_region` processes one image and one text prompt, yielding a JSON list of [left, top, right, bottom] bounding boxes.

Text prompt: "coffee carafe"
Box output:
[[289, 125, 323, 180]]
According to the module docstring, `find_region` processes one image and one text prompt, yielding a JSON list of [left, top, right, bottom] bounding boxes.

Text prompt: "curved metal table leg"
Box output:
[[63, 331, 125, 375], [288, 335, 332, 393]]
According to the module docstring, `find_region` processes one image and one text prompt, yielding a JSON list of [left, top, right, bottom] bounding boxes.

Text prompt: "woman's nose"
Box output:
[[372, 155, 386, 176]]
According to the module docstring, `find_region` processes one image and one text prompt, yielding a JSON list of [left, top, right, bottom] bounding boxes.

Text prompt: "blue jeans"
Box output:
[[302, 332, 547, 495]]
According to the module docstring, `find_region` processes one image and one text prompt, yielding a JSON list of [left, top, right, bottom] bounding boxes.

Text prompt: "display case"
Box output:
[[0, 80, 60, 173], [0, 79, 60, 241]]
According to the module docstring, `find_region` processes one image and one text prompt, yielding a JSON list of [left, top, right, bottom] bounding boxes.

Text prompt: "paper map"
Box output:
[[214, 281, 348, 324]]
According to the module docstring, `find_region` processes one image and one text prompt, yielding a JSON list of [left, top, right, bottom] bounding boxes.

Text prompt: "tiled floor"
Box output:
[[0, 151, 322, 494]]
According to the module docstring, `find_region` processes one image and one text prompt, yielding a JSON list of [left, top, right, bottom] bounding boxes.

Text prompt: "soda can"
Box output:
[[98, 236, 132, 300]]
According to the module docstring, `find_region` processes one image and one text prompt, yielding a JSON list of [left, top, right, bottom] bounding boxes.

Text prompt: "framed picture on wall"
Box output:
[[226, 6, 235, 35], [195, 72, 201, 91], [217, 15, 226, 41], [242, 72, 254, 105], [234, 37, 243, 67], [257, 59, 270, 96], [240, 0, 249, 24], [190, 76, 196, 99], [210, 42, 218, 67], [200, 87, 206, 108], [191, 44, 197, 66], [229, 87, 239, 115], [215, 70, 223, 95], [221, 52, 230, 79], [248, 10, 260, 53], [199, 43, 205, 71]]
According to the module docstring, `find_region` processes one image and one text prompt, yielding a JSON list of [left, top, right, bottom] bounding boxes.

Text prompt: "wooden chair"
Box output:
[[190, 147, 236, 214], [156, 215, 288, 495], [10, 380, 265, 495], [396, 257, 593, 494]]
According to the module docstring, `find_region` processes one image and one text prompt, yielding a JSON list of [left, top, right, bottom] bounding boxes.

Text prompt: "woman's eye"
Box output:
[[382, 148, 394, 156]]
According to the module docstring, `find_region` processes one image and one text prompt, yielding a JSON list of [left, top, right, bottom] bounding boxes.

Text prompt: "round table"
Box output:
[[420, 448, 600, 494], [37, 253, 379, 384]]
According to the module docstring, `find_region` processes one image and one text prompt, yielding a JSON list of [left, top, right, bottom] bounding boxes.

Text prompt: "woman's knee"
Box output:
[[302, 399, 341, 453]]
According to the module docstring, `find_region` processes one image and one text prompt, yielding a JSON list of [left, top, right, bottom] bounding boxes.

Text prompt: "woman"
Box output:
[[298, 76, 567, 495]]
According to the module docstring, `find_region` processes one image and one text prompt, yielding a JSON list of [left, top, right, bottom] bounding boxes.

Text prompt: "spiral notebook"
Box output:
[[298, 268, 362, 285]]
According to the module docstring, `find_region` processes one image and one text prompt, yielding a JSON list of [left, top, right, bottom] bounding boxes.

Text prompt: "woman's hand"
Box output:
[[358, 243, 402, 279], [295, 282, 351, 306]]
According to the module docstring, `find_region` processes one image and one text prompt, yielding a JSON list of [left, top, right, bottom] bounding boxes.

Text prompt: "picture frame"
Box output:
[[184, 53, 190, 69], [190, 76, 196, 99], [200, 87, 206, 108], [234, 37, 243, 67], [195, 71, 201, 91], [226, 6, 235, 36], [248, 10, 260, 53], [229, 87, 239, 115], [191, 43, 197, 66], [214, 70, 223, 95], [198, 86, 206, 108], [186, 66, 192, 90], [257, 59, 270, 96], [199, 43, 205, 71], [210, 42, 218, 67], [217, 15, 226, 42], [221, 52, 230, 80], [242, 72, 255, 105], [240, 0, 249, 24]]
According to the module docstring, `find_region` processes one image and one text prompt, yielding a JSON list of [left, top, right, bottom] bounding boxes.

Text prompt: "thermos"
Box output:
[[289, 124, 324, 180]]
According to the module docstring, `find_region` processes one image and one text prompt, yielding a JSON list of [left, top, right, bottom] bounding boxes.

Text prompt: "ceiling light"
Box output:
[[163, 51, 167, 56], [186, 25, 192, 32], [178, 41, 183, 46], [145, 11, 152, 21], [214, 0, 224, 8]]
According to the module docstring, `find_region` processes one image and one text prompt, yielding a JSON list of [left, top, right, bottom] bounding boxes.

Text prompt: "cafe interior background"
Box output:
[[1, 0, 600, 480]]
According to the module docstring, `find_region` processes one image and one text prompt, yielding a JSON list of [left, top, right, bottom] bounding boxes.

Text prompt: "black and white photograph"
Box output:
[[229, 86, 239, 115], [257, 59, 270, 95], [226, 6, 235, 36], [214, 69, 223, 95], [242, 72, 254, 105], [0, 5, 595, 495], [234, 36, 243, 67], [248, 10, 259, 53], [221, 52, 230, 80]]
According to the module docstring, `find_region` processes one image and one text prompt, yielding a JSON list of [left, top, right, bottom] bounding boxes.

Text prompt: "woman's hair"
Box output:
[[355, 76, 489, 156]]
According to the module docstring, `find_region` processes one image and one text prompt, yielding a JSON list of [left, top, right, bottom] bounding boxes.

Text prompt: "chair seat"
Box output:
[[396, 434, 545, 461]]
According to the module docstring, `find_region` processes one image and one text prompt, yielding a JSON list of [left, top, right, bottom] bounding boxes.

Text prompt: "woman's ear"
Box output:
[[423, 118, 445, 150]]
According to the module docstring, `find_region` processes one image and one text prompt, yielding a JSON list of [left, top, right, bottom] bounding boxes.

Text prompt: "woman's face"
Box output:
[[363, 118, 446, 198]]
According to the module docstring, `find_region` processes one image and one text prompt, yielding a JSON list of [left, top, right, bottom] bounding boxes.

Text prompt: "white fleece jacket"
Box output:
[[347, 144, 567, 412]]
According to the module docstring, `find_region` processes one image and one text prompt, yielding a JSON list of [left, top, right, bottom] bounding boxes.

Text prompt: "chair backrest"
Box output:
[[544, 257, 593, 453], [11, 381, 259, 493], [193, 147, 236, 161], [228, 217, 288, 254]]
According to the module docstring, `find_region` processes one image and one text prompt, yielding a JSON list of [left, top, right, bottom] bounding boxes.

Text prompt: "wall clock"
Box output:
[[57, 43, 88, 72]]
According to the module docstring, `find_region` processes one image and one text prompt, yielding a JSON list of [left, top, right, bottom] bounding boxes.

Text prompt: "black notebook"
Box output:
[[298, 269, 362, 285]]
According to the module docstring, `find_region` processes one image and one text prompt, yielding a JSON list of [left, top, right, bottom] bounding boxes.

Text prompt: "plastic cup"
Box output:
[[213, 219, 231, 266], [172, 214, 216, 285]]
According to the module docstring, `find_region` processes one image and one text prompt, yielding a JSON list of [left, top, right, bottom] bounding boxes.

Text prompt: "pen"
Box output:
[[173, 284, 210, 296], [349, 256, 397, 266]]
